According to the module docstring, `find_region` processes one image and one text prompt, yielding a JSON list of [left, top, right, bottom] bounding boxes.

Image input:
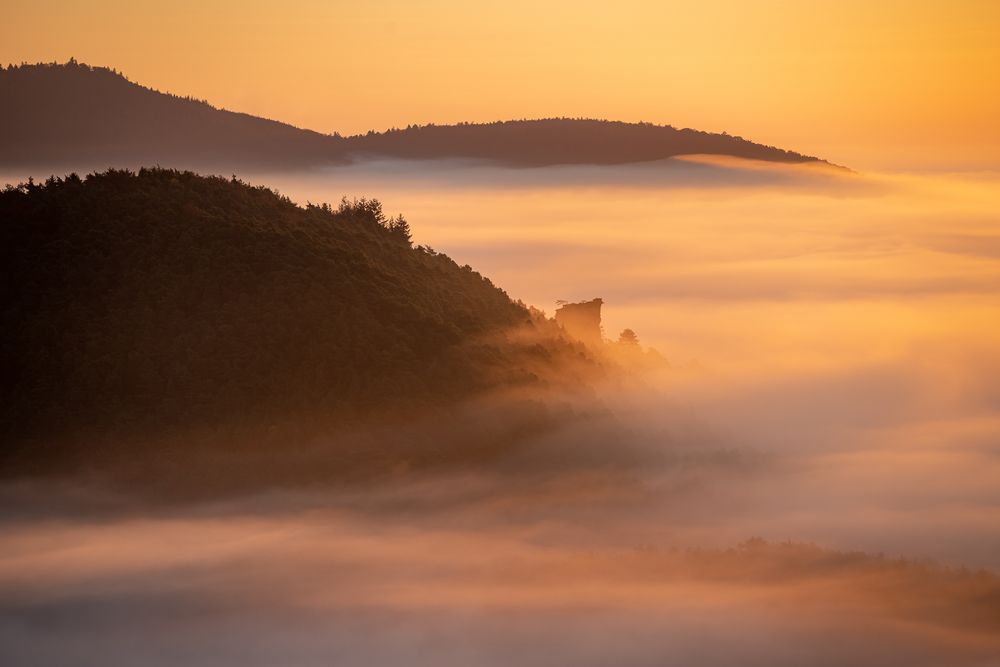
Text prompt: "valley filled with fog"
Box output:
[[260, 157, 1000, 562], [3, 158, 999, 666]]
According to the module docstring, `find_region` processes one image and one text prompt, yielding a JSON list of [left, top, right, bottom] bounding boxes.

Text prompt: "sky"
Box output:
[[3, 0, 1000, 171]]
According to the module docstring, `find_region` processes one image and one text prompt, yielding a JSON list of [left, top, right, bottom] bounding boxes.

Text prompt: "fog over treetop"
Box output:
[[0, 169, 620, 482]]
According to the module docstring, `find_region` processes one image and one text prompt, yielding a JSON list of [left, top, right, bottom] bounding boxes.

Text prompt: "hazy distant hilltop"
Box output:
[[343, 118, 821, 166], [0, 60, 826, 172], [0, 60, 342, 169]]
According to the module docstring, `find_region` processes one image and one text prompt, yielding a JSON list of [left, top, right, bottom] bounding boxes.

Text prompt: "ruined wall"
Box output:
[[555, 298, 604, 346]]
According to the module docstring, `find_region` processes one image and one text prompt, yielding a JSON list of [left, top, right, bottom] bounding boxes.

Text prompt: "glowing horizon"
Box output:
[[4, 5, 1000, 665], [3, 0, 999, 171]]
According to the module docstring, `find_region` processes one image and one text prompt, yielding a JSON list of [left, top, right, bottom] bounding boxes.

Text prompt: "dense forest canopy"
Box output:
[[0, 61, 825, 170], [0, 169, 596, 473]]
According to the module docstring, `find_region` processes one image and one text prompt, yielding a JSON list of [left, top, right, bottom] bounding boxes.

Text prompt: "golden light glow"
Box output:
[[4, 6, 1000, 664], [4, 0, 999, 169]]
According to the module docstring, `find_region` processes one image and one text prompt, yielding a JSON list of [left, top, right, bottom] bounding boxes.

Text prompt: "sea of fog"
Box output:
[[2, 157, 999, 665], [262, 157, 1000, 564]]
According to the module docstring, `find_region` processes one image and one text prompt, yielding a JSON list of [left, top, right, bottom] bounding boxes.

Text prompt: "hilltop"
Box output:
[[0, 169, 600, 477], [1, 61, 826, 171], [0, 60, 342, 169], [343, 118, 821, 166]]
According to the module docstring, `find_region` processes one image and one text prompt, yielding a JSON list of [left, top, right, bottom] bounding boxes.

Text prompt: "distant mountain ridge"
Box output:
[[343, 119, 821, 166], [1, 61, 827, 171], [0, 60, 342, 169]]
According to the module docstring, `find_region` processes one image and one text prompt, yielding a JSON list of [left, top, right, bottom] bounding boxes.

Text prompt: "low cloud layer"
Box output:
[[2, 508, 998, 667], [2, 160, 999, 665]]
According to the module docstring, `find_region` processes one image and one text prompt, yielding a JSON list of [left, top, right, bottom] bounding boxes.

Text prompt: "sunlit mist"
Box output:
[[3, 3, 1000, 666]]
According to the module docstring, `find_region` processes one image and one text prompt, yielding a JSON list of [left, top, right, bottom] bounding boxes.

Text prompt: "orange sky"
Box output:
[[4, 0, 999, 170]]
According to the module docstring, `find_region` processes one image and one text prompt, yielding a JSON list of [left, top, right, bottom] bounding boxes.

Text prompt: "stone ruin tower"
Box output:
[[554, 298, 604, 347]]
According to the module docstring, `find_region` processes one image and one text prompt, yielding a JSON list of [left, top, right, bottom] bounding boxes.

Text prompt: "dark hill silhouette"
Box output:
[[0, 169, 599, 475], [342, 119, 822, 166], [0, 60, 343, 169], [1, 61, 826, 170]]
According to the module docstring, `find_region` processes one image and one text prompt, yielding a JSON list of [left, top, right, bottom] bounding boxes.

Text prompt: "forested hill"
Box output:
[[1, 61, 825, 170], [0, 61, 342, 169], [341, 119, 821, 166], [0, 169, 592, 470]]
